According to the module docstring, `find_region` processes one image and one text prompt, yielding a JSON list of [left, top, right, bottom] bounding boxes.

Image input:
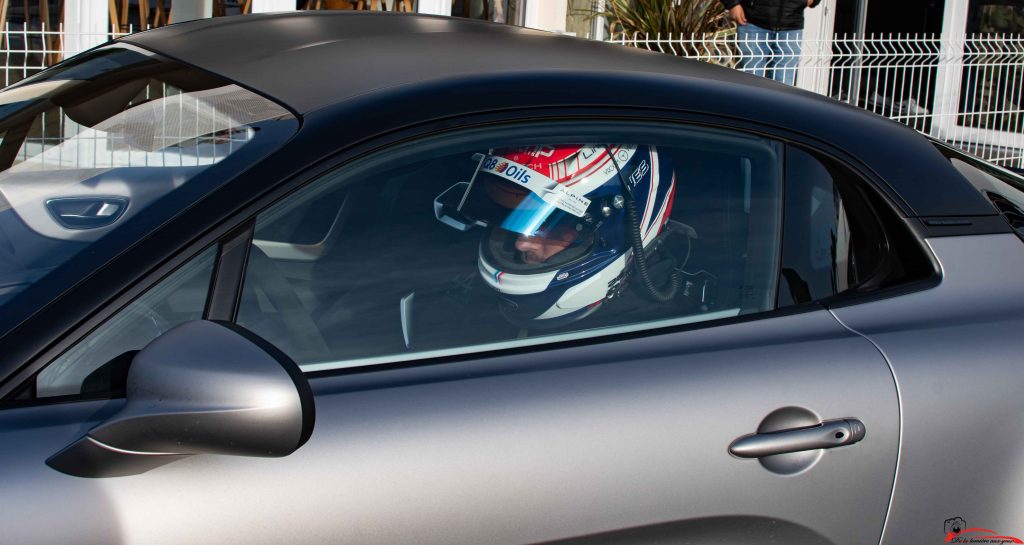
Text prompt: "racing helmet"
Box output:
[[477, 144, 676, 328]]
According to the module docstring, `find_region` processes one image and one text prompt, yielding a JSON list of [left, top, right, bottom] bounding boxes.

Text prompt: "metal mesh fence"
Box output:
[[0, 23, 130, 88], [0, 25, 1020, 167], [613, 32, 1024, 168]]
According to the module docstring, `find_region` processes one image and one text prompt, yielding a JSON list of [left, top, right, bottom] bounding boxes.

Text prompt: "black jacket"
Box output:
[[720, 0, 821, 31]]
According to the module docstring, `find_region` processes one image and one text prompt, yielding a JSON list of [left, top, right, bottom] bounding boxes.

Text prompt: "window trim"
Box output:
[[0, 241, 221, 407], [205, 220, 256, 322]]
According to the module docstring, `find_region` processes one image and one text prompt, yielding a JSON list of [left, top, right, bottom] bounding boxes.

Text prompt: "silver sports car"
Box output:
[[0, 11, 1022, 545]]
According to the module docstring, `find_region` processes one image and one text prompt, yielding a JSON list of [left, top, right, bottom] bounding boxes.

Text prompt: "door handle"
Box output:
[[729, 418, 866, 458], [46, 197, 128, 229]]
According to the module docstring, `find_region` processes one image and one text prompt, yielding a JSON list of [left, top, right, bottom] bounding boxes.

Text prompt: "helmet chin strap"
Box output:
[[605, 144, 683, 303]]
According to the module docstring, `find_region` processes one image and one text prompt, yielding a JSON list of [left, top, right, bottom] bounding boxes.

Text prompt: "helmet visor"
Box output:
[[489, 192, 595, 269], [501, 193, 576, 238]]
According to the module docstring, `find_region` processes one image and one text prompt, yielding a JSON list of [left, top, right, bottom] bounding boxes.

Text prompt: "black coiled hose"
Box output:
[[624, 193, 682, 302]]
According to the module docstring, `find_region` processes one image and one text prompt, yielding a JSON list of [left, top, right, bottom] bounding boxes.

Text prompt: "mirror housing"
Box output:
[[433, 182, 486, 232], [47, 320, 315, 478]]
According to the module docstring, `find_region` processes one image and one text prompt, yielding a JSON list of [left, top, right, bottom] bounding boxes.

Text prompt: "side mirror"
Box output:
[[434, 182, 486, 232], [46, 320, 315, 478]]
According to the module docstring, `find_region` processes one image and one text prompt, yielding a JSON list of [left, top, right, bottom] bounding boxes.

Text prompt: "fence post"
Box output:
[[590, 0, 606, 41], [797, 0, 834, 95], [931, 0, 969, 141]]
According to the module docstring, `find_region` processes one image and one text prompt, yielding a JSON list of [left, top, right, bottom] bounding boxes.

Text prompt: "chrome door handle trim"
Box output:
[[729, 418, 866, 458]]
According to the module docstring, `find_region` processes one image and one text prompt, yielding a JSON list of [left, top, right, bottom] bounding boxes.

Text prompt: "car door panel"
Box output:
[[0, 399, 125, 545], [0, 309, 897, 545], [831, 234, 1024, 544]]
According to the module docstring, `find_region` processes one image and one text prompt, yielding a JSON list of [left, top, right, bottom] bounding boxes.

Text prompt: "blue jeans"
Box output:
[[736, 24, 803, 86]]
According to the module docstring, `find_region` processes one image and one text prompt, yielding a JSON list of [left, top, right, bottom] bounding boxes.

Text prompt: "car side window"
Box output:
[[237, 124, 785, 370], [777, 147, 890, 306], [34, 247, 215, 398]]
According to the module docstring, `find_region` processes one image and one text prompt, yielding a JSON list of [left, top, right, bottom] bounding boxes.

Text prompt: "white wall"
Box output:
[[251, 0, 298, 12], [525, 0, 567, 33], [417, 0, 452, 16], [63, 1, 108, 57], [170, 0, 213, 23]]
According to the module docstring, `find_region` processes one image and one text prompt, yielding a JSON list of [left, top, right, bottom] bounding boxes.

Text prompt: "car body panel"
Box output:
[[0, 308, 898, 545], [123, 12, 999, 218], [831, 233, 1024, 543]]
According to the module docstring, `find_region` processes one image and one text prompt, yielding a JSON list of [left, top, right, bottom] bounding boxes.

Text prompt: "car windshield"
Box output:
[[0, 44, 294, 325]]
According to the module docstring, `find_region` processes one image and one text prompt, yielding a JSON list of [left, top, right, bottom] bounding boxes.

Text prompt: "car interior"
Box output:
[[241, 134, 784, 367]]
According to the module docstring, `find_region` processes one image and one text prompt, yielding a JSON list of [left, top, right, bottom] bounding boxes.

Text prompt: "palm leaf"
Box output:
[[598, 0, 733, 56]]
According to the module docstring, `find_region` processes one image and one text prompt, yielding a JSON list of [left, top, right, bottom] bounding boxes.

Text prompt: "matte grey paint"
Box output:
[[123, 13, 783, 114], [46, 320, 313, 477], [0, 309, 897, 544], [0, 13, 1013, 544], [830, 233, 1024, 544]]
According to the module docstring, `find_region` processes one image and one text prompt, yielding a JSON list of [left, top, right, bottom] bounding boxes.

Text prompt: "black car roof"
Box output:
[[123, 11, 778, 114], [122, 12, 997, 218]]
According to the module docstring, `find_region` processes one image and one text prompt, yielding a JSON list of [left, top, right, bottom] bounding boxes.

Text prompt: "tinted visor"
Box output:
[[501, 193, 580, 238], [487, 192, 596, 271]]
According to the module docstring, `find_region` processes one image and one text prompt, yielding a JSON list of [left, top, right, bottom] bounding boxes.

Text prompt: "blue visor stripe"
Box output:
[[500, 193, 559, 236]]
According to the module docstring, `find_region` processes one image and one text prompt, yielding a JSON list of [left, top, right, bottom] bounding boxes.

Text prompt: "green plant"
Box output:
[[601, 0, 732, 41], [589, 0, 734, 58]]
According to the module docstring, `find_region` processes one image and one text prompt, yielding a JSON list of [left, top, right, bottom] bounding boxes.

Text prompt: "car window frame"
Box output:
[[229, 119, 938, 377], [238, 120, 792, 372], [777, 142, 930, 309], [0, 107, 941, 406]]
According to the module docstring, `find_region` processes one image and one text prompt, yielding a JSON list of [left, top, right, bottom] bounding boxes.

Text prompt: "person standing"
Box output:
[[721, 0, 821, 85]]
